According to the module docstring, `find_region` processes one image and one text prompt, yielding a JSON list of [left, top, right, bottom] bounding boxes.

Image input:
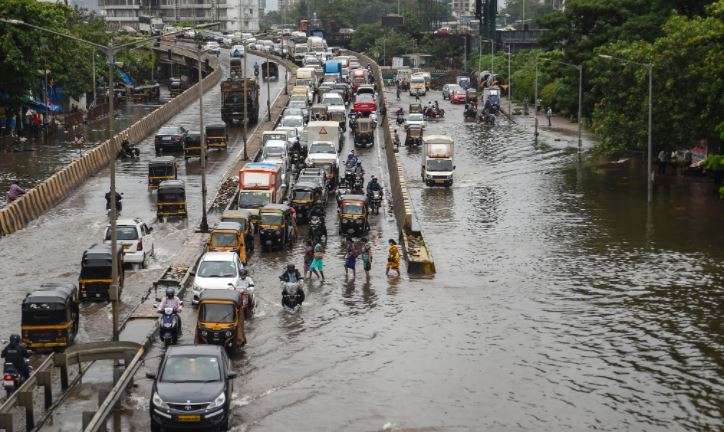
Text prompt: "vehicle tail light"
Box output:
[[4, 374, 13, 380], [137, 239, 143, 251]]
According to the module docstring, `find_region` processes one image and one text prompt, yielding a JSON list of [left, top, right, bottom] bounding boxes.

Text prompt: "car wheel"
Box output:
[[218, 414, 230, 432], [150, 420, 162, 432]]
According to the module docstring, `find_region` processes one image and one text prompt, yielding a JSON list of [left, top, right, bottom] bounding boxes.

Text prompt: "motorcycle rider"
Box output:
[[279, 264, 305, 308], [289, 138, 303, 168], [345, 150, 359, 168], [120, 138, 135, 158], [237, 268, 255, 292], [253, 62, 259, 77], [157, 287, 182, 334], [366, 175, 383, 201], [105, 190, 122, 212], [354, 161, 365, 178], [2, 335, 31, 380]]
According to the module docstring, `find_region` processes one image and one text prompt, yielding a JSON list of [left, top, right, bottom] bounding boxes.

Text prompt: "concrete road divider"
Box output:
[[0, 47, 221, 237]]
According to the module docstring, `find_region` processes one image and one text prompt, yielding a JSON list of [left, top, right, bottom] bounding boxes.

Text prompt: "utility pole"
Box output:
[[266, 62, 271, 121], [92, 52, 96, 106], [533, 59, 538, 139], [577, 64, 583, 152], [507, 44, 511, 117], [242, 54, 248, 160], [198, 45, 209, 232], [107, 43, 118, 345]]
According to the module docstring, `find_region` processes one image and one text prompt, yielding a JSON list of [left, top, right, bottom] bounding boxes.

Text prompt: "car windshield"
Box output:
[[343, 203, 364, 215], [309, 142, 335, 154], [356, 94, 373, 102], [199, 303, 236, 323], [409, 114, 424, 122], [158, 127, 180, 135], [261, 213, 284, 225], [289, 101, 306, 109], [427, 159, 454, 172], [324, 97, 344, 106], [285, 108, 303, 117], [281, 116, 303, 127], [105, 225, 138, 241], [293, 190, 312, 201], [211, 232, 237, 247], [238, 191, 270, 208], [197, 260, 237, 278], [161, 355, 221, 383]]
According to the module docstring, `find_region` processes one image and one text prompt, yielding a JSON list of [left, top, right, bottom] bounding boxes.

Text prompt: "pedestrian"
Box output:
[[360, 238, 372, 280], [303, 239, 314, 279], [385, 238, 400, 277], [8, 116, 16, 137], [6, 180, 25, 203], [657, 149, 667, 175], [344, 236, 357, 280], [546, 107, 552, 126], [309, 243, 325, 281], [396, 85, 401, 101]]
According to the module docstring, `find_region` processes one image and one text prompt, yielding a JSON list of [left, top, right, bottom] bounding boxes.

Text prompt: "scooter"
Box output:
[[158, 306, 181, 347], [308, 216, 327, 246], [281, 282, 305, 310], [3, 359, 31, 397]]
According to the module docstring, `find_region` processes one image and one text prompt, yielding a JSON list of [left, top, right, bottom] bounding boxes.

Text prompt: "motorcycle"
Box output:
[[3, 359, 31, 397], [281, 281, 305, 310], [105, 192, 123, 215], [352, 173, 364, 194], [424, 107, 445, 120], [396, 113, 405, 125], [369, 190, 382, 214], [158, 306, 181, 347], [308, 216, 327, 246], [290, 150, 302, 172], [118, 146, 140, 160], [343, 166, 356, 188]]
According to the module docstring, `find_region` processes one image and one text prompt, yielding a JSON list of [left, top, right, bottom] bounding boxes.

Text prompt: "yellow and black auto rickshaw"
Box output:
[[21, 283, 80, 351], [195, 289, 246, 354], [208, 221, 249, 264], [405, 124, 423, 147], [148, 156, 178, 189], [353, 116, 374, 148], [205, 124, 228, 152], [157, 180, 187, 221], [258, 204, 296, 252], [310, 104, 328, 121], [79, 244, 124, 301], [338, 194, 370, 236], [221, 209, 255, 249], [290, 181, 326, 223], [183, 131, 202, 160]]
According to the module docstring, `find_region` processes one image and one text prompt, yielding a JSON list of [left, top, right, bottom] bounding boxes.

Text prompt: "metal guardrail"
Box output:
[[0, 354, 56, 432]]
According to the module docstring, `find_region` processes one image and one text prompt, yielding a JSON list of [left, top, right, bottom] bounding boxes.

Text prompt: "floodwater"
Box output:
[[3, 74, 723, 431]]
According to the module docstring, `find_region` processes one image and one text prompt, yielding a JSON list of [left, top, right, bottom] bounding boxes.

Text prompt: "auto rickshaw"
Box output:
[[169, 78, 184, 97], [221, 209, 255, 248], [258, 204, 296, 252], [157, 180, 187, 221], [79, 243, 124, 301], [409, 103, 422, 114], [21, 283, 80, 351], [329, 109, 346, 132], [337, 194, 370, 235], [405, 124, 423, 147], [353, 117, 374, 148], [310, 104, 328, 121], [195, 289, 246, 354], [205, 124, 228, 151], [148, 156, 178, 189], [290, 181, 326, 223], [183, 131, 202, 160], [208, 221, 249, 264], [261, 61, 279, 81]]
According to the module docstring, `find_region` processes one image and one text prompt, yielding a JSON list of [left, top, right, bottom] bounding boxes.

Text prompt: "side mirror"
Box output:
[[227, 372, 238, 380], [145, 372, 157, 380], [189, 271, 195, 276]]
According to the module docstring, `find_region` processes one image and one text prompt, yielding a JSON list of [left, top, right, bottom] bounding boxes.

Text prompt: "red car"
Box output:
[[450, 90, 467, 104], [352, 93, 376, 113]]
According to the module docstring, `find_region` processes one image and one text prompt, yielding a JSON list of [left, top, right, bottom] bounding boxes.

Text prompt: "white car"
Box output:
[[405, 113, 427, 129], [321, 92, 345, 110], [104, 218, 155, 268], [280, 115, 305, 137], [203, 41, 220, 55], [261, 139, 289, 175], [305, 140, 339, 166], [192, 252, 245, 304]]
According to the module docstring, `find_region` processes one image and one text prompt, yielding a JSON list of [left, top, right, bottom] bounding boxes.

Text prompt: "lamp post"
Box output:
[[196, 42, 210, 233], [266, 61, 271, 121], [599, 54, 654, 203], [534, 58, 538, 139], [242, 54, 248, 160], [538, 57, 583, 151], [507, 44, 511, 118]]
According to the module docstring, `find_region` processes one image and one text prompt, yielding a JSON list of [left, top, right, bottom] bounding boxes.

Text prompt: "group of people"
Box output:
[[423, 101, 443, 118]]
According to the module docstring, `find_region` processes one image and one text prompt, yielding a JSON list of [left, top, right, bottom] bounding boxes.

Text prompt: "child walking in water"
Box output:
[[386, 239, 400, 277], [344, 237, 357, 280], [309, 243, 325, 281], [303, 239, 314, 279], [360, 238, 372, 280]]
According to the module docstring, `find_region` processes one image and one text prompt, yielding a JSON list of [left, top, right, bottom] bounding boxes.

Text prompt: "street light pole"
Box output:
[[106, 43, 119, 344], [92, 52, 97, 106], [507, 44, 511, 118], [197, 45, 209, 233], [266, 62, 271, 121], [577, 64, 583, 152], [533, 59, 538, 139], [242, 54, 248, 160]]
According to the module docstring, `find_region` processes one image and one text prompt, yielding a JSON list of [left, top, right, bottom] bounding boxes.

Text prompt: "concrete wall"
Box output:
[[344, 50, 436, 276], [0, 48, 221, 237]]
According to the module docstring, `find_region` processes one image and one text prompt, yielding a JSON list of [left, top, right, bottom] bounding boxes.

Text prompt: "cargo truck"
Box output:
[[421, 135, 455, 187], [220, 77, 259, 127]]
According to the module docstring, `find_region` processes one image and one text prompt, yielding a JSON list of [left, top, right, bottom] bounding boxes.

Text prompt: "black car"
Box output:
[[155, 126, 188, 155], [147, 345, 236, 432]]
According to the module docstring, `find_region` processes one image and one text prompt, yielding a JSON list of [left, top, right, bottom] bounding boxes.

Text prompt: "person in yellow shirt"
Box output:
[[386, 239, 400, 277]]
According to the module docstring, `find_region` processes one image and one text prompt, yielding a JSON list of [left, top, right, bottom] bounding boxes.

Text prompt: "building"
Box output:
[[98, 0, 260, 33], [450, 0, 474, 17]]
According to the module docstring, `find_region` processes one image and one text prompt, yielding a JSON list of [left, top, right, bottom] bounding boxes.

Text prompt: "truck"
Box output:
[[421, 135, 455, 187], [237, 162, 285, 226], [304, 121, 342, 187], [220, 77, 259, 127], [293, 44, 309, 65], [295, 67, 317, 89], [410, 73, 427, 96], [324, 60, 342, 77], [307, 36, 326, 54], [303, 120, 341, 149], [151, 17, 164, 35]]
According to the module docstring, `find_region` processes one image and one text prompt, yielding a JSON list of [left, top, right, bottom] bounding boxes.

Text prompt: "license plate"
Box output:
[[177, 415, 200, 422], [162, 136, 172, 140], [95, 293, 102, 298], [435, 179, 446, 184], [4, 380, 14, 387]]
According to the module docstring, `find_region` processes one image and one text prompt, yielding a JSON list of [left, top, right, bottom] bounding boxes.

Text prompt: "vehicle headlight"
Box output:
[[225, 330, 232, 337], [152, 392, 169, 410], [207, 392, 226, 410], [201, 330, 208, 337], [275, 229, 281, 235]]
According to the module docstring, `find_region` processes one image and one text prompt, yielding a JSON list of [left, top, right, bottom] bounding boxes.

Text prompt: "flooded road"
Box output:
[[2, 73, 722, 431]]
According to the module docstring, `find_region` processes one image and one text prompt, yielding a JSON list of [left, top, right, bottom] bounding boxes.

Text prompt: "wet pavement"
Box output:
[[3, 78, 723, 431]]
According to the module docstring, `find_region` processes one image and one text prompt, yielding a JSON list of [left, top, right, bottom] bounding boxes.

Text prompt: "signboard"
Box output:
[[392, 57, 404, 68]]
